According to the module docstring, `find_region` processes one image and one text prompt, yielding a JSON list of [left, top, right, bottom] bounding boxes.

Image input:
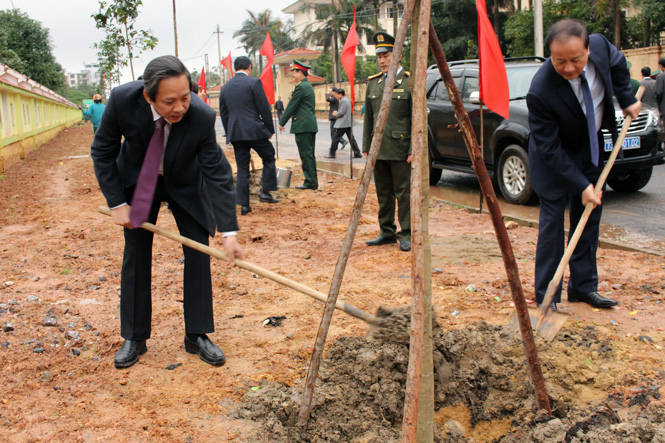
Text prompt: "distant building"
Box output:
[[65, 63, 101, 88], [282, 0, 404, 48]]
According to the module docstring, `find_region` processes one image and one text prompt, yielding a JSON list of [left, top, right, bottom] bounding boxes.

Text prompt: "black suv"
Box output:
[[426, 58, 665, 204]]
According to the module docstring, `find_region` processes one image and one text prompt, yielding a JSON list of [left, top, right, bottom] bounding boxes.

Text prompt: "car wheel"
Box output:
[[607, 167, 653, 192], [497, 144, 534, 205]]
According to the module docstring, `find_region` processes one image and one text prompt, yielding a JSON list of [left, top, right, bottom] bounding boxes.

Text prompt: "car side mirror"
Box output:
[[469, 91, 481, 104]]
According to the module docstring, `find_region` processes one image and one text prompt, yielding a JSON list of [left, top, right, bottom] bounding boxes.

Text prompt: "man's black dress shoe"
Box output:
[[295, 185, 316, 190], [324, 155, 336, 159], [366, 235, 397, 246], [240, 205, 252, 216], [114, 339, 147, 369], [184, 334, 226, 366], [537, 302, 558, 312], [259, 192, 279, 203], [568, 291, 617, 308], [353, 154, 363, 158], [399, 240, 411, 252]]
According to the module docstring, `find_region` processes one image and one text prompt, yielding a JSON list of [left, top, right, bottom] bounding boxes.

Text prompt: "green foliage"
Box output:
[[62, 83, 98, 106], [92, 0, 158, 83], [313, 53, 378, 83], [233, 10, 294, 72], [430, 0, 478, 61], [0, 9, 64, 93]]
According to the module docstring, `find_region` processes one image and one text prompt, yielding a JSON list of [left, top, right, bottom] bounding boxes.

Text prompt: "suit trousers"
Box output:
[[295, 132, 318, 189], [534, 189, 603, 304], [329, 120, 346, 144], [330, 127, 360, 156], [231, 139, 277, 205], [373, 159, 411, 241], [121, 177, 214, 340]]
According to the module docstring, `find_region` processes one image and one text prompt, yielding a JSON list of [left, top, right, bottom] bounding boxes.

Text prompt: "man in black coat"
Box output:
[[326, 87, 347, 150], [275, 96, 284, 120], [219, 56, 279, 216], [527, 19, 640, 311], [91, 56, 243, 369]]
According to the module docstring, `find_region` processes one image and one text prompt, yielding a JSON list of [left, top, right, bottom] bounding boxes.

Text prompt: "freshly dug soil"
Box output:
[[1, 123, 664, 442]]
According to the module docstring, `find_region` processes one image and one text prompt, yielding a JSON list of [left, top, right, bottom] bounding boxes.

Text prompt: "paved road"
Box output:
[[431, 168, 665, 254], [216, 117, 664, 254]]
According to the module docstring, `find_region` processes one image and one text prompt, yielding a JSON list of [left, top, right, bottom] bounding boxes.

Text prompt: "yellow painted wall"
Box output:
[[0, 83, 80, 173]]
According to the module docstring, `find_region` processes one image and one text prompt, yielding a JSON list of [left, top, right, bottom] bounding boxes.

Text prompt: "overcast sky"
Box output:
[[7, 0, 293, 83]]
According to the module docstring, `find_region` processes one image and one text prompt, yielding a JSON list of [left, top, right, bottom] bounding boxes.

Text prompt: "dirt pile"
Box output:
[[236, 322, 665, 442]]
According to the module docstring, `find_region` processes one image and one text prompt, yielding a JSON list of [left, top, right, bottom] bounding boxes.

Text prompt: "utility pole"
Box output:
[[204, 53, 209, 90], [172, 0, 179, 57], [215, 25, 224, 85], [534, 0, 543, 57]]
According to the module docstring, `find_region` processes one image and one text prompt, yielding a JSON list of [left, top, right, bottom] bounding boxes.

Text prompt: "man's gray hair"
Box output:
[[143, 55, 191, 101]]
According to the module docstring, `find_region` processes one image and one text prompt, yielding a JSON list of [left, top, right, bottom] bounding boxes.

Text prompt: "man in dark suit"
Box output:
[[91, 56, 243, 369], [527, 19, 641, 311], [219, 55, 279, 216]]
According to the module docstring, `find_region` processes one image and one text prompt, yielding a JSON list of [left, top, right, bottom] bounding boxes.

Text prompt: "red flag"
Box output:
[[476, 0, 509, 119], [259, 31, 275, 105], [222, 51, 234, 77], [197, 66, 207, 94], [340, 6, 360, 106]]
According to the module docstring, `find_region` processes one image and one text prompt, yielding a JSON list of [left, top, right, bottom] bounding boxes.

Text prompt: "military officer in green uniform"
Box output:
[[362, 32, 413, 252], [279, 60, 319, 190]]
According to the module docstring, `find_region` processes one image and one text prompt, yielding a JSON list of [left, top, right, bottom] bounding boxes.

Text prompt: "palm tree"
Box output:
[[234, 9, 293, 72], [300, 0, 380, 85]]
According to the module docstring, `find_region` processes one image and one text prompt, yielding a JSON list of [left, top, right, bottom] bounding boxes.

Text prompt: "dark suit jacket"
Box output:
[[91, 80, 238, 237], [326, 93, 339, 120], [219, 72, 274, 144], [527, 34, 636, 199]]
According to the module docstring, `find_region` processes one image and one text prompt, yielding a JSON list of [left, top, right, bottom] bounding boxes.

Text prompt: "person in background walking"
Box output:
[[82, 94, 106, 133], [274, 96, 284, 120], [639, 66, 658, 109], [656, 58, 665, 125], [326, 87, 347, 151], [327, 88, 362, 159], [219, 55, 279, 217]]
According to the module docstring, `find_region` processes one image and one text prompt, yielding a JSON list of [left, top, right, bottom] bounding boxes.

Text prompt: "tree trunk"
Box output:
[[401, 0, 434, 440], [124, 24, 135, 81], [172, 0, 179, 57], [332, 35, 339, 86]]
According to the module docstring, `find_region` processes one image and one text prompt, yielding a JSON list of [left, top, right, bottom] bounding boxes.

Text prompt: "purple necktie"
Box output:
[[130, 117, 166, 227], [579, 72, 599, 166]]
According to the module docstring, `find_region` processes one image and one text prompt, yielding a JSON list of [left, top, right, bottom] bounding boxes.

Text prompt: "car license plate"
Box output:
[[604, 136, 640, 152]]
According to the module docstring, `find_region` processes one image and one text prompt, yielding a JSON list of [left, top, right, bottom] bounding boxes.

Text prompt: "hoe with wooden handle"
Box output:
[[97, 206, 379, 326]]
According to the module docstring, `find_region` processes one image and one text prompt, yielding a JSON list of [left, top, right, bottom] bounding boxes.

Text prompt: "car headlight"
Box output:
[[647, 110, 659, 128]]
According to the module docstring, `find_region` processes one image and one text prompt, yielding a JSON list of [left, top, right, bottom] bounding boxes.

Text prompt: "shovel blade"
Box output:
[[505, 306, 569, 341]]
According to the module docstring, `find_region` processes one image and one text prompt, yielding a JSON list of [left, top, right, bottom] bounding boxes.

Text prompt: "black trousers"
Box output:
[[121, 177, 214, 340], [330, 126, 360, 156], [534, 189, 603, 304], [231, 139, 277, 206]]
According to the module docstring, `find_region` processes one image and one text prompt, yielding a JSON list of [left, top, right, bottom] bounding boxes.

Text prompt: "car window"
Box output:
[[427, 77, 463, 102], [461, 77, 478, 102], [506, 65, 541, 99]]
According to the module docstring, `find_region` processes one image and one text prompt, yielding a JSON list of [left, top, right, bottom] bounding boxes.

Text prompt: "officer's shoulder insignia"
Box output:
[[368, 72, 383, 80], [404, 71, 410, 77]]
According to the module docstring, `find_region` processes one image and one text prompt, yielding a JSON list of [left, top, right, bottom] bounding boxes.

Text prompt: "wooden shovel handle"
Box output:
[[97, 206, 377, 325], [536, 86, 645, 327]]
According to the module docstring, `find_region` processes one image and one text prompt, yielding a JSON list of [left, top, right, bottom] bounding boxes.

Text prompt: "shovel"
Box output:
[[513, 86, 645, 341], [97, 206, 379, 325]]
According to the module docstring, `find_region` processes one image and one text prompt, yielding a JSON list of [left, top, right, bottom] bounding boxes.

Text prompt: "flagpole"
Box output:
[[349, 106, 354, 180], [479, 101, 484, 213]]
